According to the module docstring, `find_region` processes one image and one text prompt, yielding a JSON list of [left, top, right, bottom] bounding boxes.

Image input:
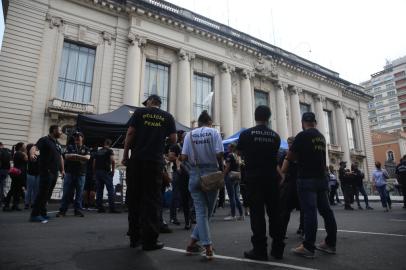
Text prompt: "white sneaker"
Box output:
[[224, 216, 236, 221]]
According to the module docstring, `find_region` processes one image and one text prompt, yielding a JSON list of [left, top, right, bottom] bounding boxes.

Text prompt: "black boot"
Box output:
[[270, 241, 285, 260], [243, 249, 268, 261]]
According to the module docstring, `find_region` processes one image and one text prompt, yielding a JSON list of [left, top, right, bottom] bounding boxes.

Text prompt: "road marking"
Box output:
[[390, 219, 406, 222], [163, 246, 318, 270], [48, 211, 59, 214], [318, 228, 406, 238]]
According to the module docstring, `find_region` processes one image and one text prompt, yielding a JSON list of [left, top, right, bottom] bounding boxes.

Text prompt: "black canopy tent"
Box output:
[[76, 105, 191, 148]]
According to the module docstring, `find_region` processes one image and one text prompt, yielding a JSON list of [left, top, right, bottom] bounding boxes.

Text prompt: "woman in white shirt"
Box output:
[[181, 111, 224, 260], [372, 161, 392, 211]]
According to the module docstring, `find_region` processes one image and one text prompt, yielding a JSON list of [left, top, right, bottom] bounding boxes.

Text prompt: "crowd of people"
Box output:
[[0, 127, 120, 220], [1, 94, 406, 262]]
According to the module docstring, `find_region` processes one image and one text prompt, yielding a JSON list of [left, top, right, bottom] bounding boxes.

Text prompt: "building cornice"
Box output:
[[75, 0, 372, 101]]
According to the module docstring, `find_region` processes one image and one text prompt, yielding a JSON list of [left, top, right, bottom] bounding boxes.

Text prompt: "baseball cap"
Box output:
[[142, 94, 162, 106], [302, 112, 317, 123]]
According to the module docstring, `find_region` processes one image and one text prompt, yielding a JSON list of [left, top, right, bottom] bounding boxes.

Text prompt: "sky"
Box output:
[[0, 1, 405, 84], [166, 0, 406, 84]]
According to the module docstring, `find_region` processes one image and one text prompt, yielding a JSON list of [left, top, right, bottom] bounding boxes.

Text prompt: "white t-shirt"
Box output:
[[182, 127, 224, 166]]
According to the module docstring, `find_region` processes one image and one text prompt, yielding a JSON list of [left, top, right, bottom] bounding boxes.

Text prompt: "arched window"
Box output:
[[387, 150, 394, 161]]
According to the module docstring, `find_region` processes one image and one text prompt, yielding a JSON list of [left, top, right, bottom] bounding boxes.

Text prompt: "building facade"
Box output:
[[371, 131, 406, 177], [361, 56, 406, 133], [0, 0, 374, 177]]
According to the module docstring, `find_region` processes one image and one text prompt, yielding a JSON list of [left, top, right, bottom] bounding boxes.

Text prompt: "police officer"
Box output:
[[56, 132, 90, 217], [339, 161, 354, 210], [122, 94, 177, 251], [283, 112, 337, 258], [395, 156, 406, 209], [237, 105, 285, 261]]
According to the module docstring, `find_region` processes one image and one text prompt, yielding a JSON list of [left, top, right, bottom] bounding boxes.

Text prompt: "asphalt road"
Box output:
[[0, 202, 405, 270]]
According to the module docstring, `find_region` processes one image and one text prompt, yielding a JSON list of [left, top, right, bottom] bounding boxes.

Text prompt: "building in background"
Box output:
[[0, 0, 374, 178], [372, 131, 406, 176], [361, 56, 406, 133], [372, 131, 406, 165]]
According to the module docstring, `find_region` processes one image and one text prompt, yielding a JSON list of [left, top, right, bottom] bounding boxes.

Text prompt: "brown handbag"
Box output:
[[190, 129, 224, 192]]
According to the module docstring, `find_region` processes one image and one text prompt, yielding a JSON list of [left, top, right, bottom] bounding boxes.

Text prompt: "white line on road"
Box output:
[[390, 219, 406, 222], [163, 246, 318, 270], [318, 228, 406, 238]]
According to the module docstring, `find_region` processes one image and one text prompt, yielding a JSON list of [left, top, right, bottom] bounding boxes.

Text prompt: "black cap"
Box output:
[[302, 112, 317, 123], [339, 161, 347, 165], [142, 94, 162, 107], [73, 131, 84, 138]]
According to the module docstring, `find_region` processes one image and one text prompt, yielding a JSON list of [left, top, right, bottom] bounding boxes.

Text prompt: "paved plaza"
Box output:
[[0, 202, 405, 270]]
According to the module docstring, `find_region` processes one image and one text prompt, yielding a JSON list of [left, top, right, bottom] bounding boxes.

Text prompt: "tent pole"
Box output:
[[112, 135, 123, 148]]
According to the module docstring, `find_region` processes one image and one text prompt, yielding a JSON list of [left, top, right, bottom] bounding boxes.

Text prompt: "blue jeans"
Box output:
[[297, 177, 337, 252], [95, 170, 115, 209], [60, 173, 85, 212], [355, 184, 370, 207], [225, 175, 243, 217], [189, 165, 219, 246], [25, 174, 39, 205], [0, 169, 8, 206], [376, 185, 391, 208]]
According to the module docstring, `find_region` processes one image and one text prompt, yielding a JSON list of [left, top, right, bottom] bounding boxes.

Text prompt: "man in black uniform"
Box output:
[[57, 132, 90, 217], [283, 112, 337, 258], [94, 139, 119, 213], [30, 125, 64, 222], [339, 161, 354, 210], [122, 94, 177, 251], [237, 105, 285, 261], [352, 163, 373, 210], [279, 136, 301, 239], [395, 156, 406, 209]]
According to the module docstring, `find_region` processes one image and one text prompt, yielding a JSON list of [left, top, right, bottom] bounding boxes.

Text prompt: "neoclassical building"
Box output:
[[0, 0, 374, 177]]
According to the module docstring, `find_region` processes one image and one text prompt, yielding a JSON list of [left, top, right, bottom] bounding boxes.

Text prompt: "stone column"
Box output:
[[288, 86, 302, 137], [274, 83, 288, 139], [334, 101, 351, 164], [240, 69, 254, 128], [314, 94, 327, 138], [219, 63, 234, 137], [28, 14, 64, 142], [176, 49, 193, 127], [124, 32, 145, 106], [314, 94, 329, 165]]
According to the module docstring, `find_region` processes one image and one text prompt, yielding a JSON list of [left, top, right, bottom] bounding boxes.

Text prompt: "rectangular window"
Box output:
[[391, 113, 399, 118], [379, 116, 385, 121], [324, 110, 335, 144], [387, 90, 396, 97], [193, 74, 213, 120], [144, 61, 170, 111], [254, 90, 269, 108], [390, 105, 398, 110], [58, 41, 95, 103], [300, 103, 311, 116], [254, 90, 271, 127], [375, 94, 383, 99], [346, 118, 357, 150]]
